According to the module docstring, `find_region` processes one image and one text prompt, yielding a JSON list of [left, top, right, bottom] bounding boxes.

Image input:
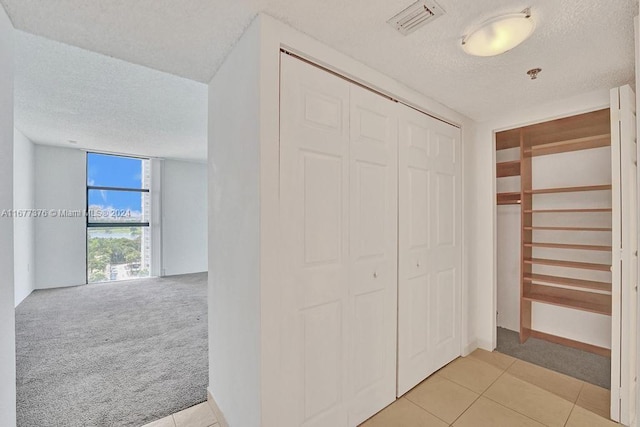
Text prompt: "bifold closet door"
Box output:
[[397, 103, 462, 396], [347, 83, 398, 424], [279, 53, 398, 427], [611, 85, 638, 424]]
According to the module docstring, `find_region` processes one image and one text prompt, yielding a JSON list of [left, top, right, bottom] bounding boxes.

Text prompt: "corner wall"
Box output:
[[162, 159, 207, 276], [208, 18, 262, 427], [34, 144, 87, 289], [0, 4, 16, 425], [14, 130, 35, 306]]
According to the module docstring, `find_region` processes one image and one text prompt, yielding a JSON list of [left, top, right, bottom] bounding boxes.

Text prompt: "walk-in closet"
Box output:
[[494, 86, 638, 423]]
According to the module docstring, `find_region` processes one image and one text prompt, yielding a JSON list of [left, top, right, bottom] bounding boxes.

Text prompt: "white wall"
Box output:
[[162, 159, 207, 276], [495, 147, 521, 331], [13, 130, 35, 306], [34, 145, 86, 289], [496, 206, 521, 331], [0, 5, 16, 426], [208, 18, 262, 427], [472, 89, 611, 350]]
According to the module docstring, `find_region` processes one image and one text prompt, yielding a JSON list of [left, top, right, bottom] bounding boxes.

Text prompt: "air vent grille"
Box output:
[[388, 0, 445, 35]]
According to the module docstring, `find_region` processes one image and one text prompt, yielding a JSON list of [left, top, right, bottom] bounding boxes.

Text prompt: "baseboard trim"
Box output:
[[462, 340, 478, 356], [477, 339, 494, 352], [207, 388, 229, 427], [527, 329, 611, 358]]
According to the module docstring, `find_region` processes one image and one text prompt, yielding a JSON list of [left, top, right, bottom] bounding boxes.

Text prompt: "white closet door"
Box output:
[[397, 103, 462, 396], [280, 53, 351, 427], [279, 54, 399, 427], [611, 84, 638, 424], [347, 84, 398, 425]]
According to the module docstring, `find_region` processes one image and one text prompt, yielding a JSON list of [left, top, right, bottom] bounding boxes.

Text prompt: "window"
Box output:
[[86, 153, 151, 283]]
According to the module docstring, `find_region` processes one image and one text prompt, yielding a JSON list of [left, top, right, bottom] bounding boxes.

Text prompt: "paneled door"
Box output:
[[347, 83, 398, 425], [279, 53, 398, 427], [397, 103, 462, 396]]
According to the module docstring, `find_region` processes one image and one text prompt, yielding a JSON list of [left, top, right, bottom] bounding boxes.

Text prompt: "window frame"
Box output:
[[85, 152, 151, 283]]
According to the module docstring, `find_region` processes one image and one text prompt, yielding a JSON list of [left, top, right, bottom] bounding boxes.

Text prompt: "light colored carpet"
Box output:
[[496, 327, 610, 389], [16, 273, 208, 427]]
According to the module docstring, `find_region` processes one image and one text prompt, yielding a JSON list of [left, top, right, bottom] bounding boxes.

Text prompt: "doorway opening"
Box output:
[[493, 90, 638, 424]]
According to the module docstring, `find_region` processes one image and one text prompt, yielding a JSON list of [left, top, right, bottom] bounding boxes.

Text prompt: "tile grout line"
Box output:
[[574, 381, 586, 405], [479, 364, 552, 426], [444, 356, 509, 396], [508, 358, 588, 404], [426, 353, 518, 425], [481, 369, 577, 426], [563, 404, 576, 427], [447, 361, 511, 426], [480, 395, 550, 426], [471, 350, 518, 371], [448, 391, 482, 426], [435, 356, 506, 395], [402, 395, 452, 426]]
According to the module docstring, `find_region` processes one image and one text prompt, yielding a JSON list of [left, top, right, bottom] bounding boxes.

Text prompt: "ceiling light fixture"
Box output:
[[461, 8, 535, 57]]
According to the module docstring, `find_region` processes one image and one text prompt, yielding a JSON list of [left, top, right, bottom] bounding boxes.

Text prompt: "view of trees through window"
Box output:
[[87, 153, 151, 283]]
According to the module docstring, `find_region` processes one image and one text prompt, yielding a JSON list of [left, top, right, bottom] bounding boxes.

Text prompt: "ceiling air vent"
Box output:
[[388, 0, 445, 35]]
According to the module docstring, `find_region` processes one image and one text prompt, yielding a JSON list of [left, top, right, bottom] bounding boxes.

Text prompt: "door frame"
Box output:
[[489, 97, 635, 424]]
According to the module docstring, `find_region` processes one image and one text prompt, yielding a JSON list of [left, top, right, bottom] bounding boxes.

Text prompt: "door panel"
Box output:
[[397, 104, 462, 396], [280, 53, 350, 427], [280, 54, 398, 427], [303, 153, 343, 264], [611, 85, 638, 425], [347, 84, 398, 426]]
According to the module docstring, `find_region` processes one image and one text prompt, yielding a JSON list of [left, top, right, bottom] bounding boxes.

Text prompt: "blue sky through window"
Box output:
[[87, 153, 146, 212]]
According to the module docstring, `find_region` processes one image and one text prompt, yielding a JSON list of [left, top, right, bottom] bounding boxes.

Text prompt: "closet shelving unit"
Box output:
[[497, 109, 613, 357]]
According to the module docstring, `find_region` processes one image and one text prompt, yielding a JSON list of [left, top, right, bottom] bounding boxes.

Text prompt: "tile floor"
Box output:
[[142, 349, 617, 427], [142, 402, 218, 427], [361, 349, 619, 427]]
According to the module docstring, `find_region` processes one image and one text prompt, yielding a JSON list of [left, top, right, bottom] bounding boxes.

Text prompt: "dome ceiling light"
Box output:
[[462, 9, 535, 57]]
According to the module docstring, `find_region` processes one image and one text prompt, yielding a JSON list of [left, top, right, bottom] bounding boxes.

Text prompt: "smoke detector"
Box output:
[[388, 0, 446, 35]]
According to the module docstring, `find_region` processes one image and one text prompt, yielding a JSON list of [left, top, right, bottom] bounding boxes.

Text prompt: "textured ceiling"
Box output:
[[14, 31, 208, 161], [2, 0, 638, 123]]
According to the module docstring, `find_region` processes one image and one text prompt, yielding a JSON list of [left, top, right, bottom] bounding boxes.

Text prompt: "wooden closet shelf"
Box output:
[[524, 242, 612, 251], [525, 184, 612, 194], [524, 134, 611, 157], [524, 258, 611, 271], [524, 208, 612, 213], [496, 160, 521, 178], [497, 192, 521, 205], [496, 129, 521, 150], [523, 283, 612, 316], [524, 273, 611, 292], [524, 226, 612, 231]]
